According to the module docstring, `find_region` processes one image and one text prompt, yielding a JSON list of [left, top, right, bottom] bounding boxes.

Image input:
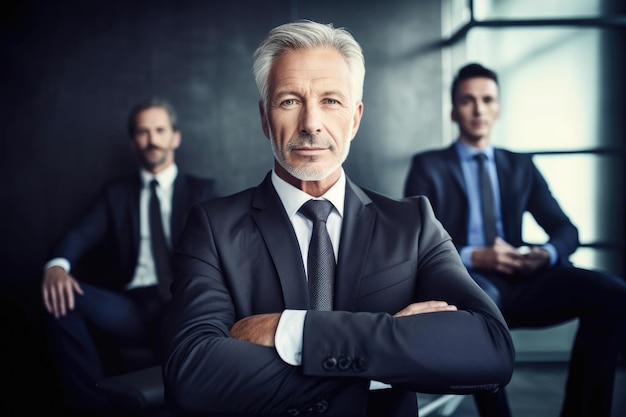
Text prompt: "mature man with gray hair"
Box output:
[[162, 21, 515, 417]]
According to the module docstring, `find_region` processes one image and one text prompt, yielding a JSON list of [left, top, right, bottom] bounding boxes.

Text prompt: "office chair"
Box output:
[[97, 365, 169, 417]]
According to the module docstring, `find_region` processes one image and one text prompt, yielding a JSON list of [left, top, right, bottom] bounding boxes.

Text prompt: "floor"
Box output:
[[417, 361, 626, 417]]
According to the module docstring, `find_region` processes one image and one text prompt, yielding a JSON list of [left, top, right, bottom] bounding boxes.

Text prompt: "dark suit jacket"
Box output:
[[404, 144, 579, 265], [48, 171, 217, 290], [162, 172, 515, 417]]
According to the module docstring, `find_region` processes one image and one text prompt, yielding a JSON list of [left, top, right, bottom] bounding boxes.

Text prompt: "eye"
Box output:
[[325, 98, 339, 105], [282, 99, 297, 106]]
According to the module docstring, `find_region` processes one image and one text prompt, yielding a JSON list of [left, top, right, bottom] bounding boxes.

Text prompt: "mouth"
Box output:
[[292, 146, 328, 157], [145, 147, 163, 155]]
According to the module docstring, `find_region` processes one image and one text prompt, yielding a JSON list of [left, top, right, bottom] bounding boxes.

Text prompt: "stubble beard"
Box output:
[[270, 131, 350, 181]]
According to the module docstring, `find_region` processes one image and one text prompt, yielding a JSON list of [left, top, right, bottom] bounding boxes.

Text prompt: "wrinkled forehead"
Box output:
[[269, 48, 353, 94]]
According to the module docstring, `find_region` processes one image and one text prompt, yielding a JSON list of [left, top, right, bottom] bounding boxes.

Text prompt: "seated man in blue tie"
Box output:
[[41, 98, 218, 416], [160, 21, 515, 417], [404, 62, 626, 417]]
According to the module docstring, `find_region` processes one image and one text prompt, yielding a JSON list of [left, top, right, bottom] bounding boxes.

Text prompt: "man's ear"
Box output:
[[259, 101, 270, 139], [172, 131, 182, 149], [349, 102, 364, 141], [450, 107, 458, 122]]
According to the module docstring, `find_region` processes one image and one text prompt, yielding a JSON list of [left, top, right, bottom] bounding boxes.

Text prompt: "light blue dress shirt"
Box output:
[[454, 141, 557, 267]]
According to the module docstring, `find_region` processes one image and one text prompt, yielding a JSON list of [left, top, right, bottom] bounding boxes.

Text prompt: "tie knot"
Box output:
[[150, 179, 159, 191], [299, 199, 333, 223], [474, 153, 488, 164]]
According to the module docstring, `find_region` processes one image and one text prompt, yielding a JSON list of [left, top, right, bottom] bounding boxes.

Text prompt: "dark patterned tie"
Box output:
[[149, 179, 173, 300], [299, 199, 335, 311], [475, 153, 498, 245]]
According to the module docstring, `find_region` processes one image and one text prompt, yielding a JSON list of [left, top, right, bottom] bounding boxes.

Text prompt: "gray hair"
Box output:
[[252, 20, 365, 107]]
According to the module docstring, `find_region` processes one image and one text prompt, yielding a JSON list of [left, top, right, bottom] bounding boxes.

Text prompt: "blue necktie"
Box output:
[[475, 153, 498, 245], [299, 200, 335, 311]]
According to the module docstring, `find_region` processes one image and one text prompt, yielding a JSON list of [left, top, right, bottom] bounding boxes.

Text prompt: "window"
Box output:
[[443, 0, 625, 275]]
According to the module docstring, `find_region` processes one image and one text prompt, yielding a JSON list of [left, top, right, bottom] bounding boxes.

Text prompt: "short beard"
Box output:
[[139, 146, 168, 169], [270, 132, 350, 181]]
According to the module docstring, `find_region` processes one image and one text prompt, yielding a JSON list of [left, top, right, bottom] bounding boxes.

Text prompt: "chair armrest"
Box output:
[[97, 365, 166, 413]]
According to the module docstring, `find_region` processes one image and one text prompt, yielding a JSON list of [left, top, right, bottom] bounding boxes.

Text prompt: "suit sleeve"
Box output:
[[525, 158, 579, 261], [404, 154, 433, 198], [301, 197, 515, 394], [48, 185, 113, 266], [162, 204, 369, 417]]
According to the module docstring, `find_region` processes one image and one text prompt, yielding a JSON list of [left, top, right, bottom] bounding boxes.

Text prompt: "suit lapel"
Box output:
[[251, 174, 310, 309], [128, 175, 142, 255], [249, 174, 378, 311], [443, 144, 468, 198], [334, 179, 375, 311], [171, 174, 187, 245]]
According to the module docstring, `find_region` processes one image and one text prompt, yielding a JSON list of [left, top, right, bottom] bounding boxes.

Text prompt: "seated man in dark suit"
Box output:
[[41, 97, 217, 416], [160, 20, 515, 417], [404, 62, 626, 417]]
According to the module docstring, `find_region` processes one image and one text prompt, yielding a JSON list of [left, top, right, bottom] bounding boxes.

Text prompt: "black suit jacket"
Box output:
[[48, 171, 217, 290], [162, 172, 515, 417], [404, 144, 579, 264]]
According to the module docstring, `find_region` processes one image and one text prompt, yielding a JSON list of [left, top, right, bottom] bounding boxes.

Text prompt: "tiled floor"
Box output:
[[417, 361, 626, 417]]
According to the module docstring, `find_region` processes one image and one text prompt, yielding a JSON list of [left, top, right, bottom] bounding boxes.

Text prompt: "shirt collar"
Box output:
[[455, 140, 495, 162], [271, 169, 346, 219], [140, 163, 178, 190]]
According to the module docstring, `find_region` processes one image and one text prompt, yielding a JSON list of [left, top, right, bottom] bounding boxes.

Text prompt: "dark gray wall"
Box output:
[[0, 0, 444, 412], [2, 0, 444, 298]]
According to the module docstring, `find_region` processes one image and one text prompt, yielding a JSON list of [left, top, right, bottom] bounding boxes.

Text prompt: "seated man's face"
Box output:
[[452, 77, 500, 145], [261, 47, 363, 186], [131, 107, 181, 172]]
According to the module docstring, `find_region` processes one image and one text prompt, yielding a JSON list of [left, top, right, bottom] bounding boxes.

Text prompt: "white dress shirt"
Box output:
[[126, 164, 177, 289], [270, 169, 390, 390]]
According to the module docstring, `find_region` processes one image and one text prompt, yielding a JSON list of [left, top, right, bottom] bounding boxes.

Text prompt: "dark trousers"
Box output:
[[44, 282, 165, 413], [470, 266, 626, 417]]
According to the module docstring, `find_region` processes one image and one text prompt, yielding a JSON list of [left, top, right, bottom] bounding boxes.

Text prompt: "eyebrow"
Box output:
[[458, 93, 495, 100]]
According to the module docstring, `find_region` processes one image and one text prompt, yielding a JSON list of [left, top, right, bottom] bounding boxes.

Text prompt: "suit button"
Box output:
[[286, 408, 300, 416], [352, 357, 367, 372], [337, 356, 352, 370], [322, 356, 337, 370], [313, 400, 328, 413]]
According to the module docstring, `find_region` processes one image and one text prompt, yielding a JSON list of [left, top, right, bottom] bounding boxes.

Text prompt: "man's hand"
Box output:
[[42, 266, 84, 319], [518, 247, 550, 275], [394, 300, 457, 318], [230, 313, 281, 347], [471, 237, 524, 275]]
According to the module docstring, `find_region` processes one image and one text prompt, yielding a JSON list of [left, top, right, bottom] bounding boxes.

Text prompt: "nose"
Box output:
[[473, 101, 483, 116], [299, 103, 322, 135], [145, 130, 155, 145]]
